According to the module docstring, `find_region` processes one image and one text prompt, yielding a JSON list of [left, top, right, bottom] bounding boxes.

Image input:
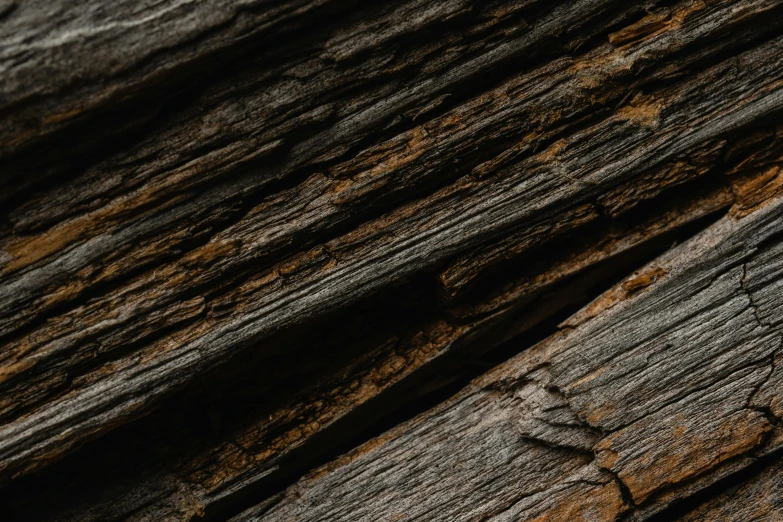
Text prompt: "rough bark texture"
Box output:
[[2, 0, 783, 520]]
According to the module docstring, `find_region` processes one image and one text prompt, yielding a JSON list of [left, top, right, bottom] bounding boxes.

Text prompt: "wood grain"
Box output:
[[239, 191, 783, 521], [3, 0, 783, 519]]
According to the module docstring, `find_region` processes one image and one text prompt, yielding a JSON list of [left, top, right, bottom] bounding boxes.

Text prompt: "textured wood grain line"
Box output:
[[234, 189, 783, 522], [4, 1, 783, 519], [0, 0, 338, 158], [2, 6, 783, 483], [0, 0, 650, 331], [24, 167, 735, 522]]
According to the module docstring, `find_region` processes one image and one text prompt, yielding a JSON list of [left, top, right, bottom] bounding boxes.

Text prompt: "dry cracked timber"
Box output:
[[2, 0, 783, 520]]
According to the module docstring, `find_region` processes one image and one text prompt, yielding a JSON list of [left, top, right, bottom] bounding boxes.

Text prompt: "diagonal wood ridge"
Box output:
[[2, 0, 783, 520]]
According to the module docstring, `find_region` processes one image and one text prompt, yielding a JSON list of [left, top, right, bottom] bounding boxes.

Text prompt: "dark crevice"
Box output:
[[356, 0, 670, 144], [446, 162, 731, 306], [0, 12, 644, 367], [0, 162, 728, 522], [199, 306, 598, 522], [755, 229, 783, 258], [616, 353, 783, 521], [611, 470, 639, 512], [447, 107, 783, 308], [5, 3, 783, 521], [197, 197, 727, 522], [5, 0, 774, 354], [0, 0, 635, 347], [641, 439, 783, 521], [0, 0, 374, 163]]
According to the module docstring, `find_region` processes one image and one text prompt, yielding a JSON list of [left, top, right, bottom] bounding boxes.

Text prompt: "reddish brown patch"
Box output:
[[560, 285, 627, 328], [0, 359, 37, 385], [616, 93, 663, 127], [621, 266, 667, 294], [730, 166, 783, 217], [608, 0, 708, 47], [596, 409, 771, 504], [3, 215, 96, 274], [609, 8, 672, 47], [530, 480, 626, 522], [42, 107, 84, 126], [182, 239, 241, 268]]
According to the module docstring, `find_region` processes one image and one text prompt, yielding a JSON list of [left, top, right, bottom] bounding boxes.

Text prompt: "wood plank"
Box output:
[[236, 190, 783, 520], [4, 0, 783, 519], [4, 1, 783, 485]]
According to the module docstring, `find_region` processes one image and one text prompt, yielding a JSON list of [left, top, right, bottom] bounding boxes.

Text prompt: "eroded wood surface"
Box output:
[[238, 191, 783, 521], [2, 0, 783, 520]]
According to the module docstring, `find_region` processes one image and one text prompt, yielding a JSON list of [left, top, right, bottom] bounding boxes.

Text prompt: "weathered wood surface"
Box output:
[[3, 0, 783, 520], [236, 191, 783, 521]]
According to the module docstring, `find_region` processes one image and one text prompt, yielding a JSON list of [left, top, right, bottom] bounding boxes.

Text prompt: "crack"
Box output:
[[523, 410, 640, 514], [517, 434, 596, 458], [610, 468, 639, 512], [746, 339, 783, 427], [480, 361, 642, 516], [501, 369, 639, 511], [612, 353, 783, 521], [740, 262, 773, 329], [538, 373, 610, 436], [584, 351, 777, 439], [547, 387, 640, 512], [642, 446, 783, 522], [509, 347, 783, 518]]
